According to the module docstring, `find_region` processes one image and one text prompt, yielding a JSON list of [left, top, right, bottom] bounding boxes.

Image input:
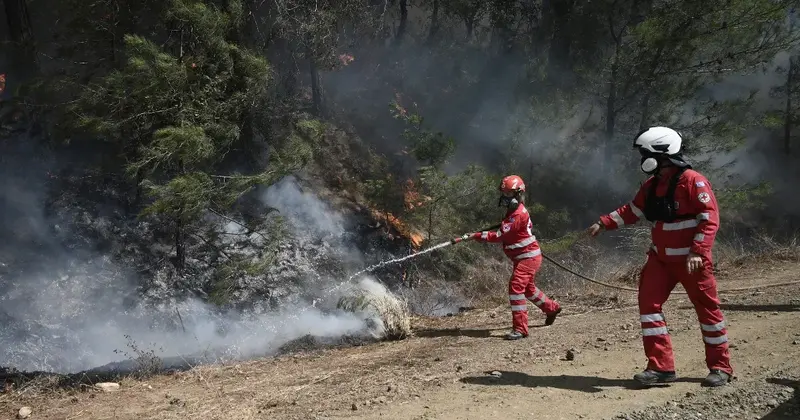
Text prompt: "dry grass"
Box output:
[[440, 255, 509, 308], [715, 233, 800, 267], [337, 277, 412, 340]]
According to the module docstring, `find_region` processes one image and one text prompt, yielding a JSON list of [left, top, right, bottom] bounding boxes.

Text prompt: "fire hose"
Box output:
[[450, 225, 800, 295]]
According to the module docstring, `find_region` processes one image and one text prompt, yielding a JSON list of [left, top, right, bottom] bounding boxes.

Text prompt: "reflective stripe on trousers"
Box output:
[[701, 320, 728, 345], [529, 288, 545, 307], [642, 326, 668, 336]]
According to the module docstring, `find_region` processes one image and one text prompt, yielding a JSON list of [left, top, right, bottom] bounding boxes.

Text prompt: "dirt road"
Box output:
[[2, 262, 799, 420]]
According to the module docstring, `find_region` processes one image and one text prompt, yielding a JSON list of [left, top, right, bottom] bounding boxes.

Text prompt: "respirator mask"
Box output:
[[498, 195, 519, 208], [638, 148, 659, 175]]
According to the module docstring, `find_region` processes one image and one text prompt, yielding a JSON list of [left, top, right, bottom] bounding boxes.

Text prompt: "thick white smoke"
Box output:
[[0, 148, 395, 373]]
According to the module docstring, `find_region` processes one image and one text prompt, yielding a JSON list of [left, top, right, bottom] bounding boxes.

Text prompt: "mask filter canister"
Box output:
[[641, 157, 658, 174]]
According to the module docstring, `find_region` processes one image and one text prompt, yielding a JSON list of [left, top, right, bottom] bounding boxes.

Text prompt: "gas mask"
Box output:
[[498, 195, 519, 208], [638, 148, 659, 175]]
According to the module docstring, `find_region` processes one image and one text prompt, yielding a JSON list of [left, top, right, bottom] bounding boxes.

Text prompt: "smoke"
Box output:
[[699, 51, 800, 218], [261, 175, 350, 241], [0, 140, 399, 374], [0, 268, 371, 373], [320, 14, 799, 226], [320, 28, 642, 222]]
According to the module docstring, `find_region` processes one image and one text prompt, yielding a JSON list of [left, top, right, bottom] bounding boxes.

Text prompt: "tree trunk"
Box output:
[[637, 45, 666, 131], [395, 0, 408, 44], [133, 169, 143, 208], [427, 205, 434, 240], [3, 0, 34, 46], [528, 144, 535, 191], [174, 217, 186, 271], [639, 91, 651, 131], [489, 0, 515, 55], [785, 56, 794, 155], [274, 37, 297, 100], [426, 0, 439, 44], [112, 0, 136, 68], [307, 44, 322, 115], [3, 0, 38, 78], [603, 45, 620, 176], [546, 0, 575, 82]]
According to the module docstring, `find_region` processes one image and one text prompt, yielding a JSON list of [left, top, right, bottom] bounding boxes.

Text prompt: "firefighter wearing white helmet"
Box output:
[[587, 126, 733, 388], [635, 126, 690, 174]]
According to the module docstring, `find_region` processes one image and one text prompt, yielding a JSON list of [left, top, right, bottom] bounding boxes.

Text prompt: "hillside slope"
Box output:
[[2, 262, 799, 420]]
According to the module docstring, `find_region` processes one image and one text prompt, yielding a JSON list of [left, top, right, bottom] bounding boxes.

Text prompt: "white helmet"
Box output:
[[634, 126, 683, 154], [633, 126, 688, 173]]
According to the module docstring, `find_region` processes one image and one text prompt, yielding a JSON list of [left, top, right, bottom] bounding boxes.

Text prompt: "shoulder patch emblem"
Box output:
[[502, 224, 511, 232], [695, 181, 705, 187], [697, 192, 711, 203]]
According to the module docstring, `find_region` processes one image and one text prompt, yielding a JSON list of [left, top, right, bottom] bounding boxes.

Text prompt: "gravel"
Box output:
[[612, 368, 800, 420]]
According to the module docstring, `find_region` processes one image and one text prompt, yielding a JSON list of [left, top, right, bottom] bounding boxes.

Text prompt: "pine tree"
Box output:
[[70, 0, 303, 270]]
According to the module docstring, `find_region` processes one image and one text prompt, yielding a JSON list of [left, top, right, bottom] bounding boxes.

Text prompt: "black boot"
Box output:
[[545, 307, 562, 326], [702, 369, 731, 387], [505, 330, 527, 340], [633, 369, 677, 385]]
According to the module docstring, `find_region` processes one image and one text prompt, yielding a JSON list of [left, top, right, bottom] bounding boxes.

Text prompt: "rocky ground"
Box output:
[[619, 366, 799, 420], [1, 260, 798, 420]]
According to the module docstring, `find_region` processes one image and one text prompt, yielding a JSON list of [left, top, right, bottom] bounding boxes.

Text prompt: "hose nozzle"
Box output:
[[451, 233, 474, 244]]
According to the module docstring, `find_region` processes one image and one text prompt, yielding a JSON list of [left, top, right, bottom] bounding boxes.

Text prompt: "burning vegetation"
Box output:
[[367, 208, 425, 249], [361, 179, 431, 251]]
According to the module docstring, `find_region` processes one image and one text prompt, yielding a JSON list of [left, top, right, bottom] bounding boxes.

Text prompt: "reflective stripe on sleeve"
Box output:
[[665, 247, 691, 256], [630, 203, 644, 218], [506, 236, 536, 249], [610, 211, 624, 226]]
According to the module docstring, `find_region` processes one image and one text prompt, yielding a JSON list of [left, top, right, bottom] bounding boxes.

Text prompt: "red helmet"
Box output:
[[499, 175, 525, 194]]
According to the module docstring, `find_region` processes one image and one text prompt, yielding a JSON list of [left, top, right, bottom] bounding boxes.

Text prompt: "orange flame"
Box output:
[[368, 207, 424, 249], [403, 179, 431, 211]]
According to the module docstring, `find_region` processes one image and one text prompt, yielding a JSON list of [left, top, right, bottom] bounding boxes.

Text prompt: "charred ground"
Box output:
[[1, 258, 799, 420]]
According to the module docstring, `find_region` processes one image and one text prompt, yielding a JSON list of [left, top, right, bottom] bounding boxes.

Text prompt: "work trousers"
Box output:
[[508, 256, 561, 336], [638, 251, 733, 374]]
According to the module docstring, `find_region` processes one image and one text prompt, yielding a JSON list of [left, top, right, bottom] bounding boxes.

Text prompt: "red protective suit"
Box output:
[[599, 167, 732, 375], [473, 203, 561, 336]]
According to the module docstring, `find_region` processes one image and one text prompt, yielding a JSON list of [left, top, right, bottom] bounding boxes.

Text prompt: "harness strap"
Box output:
[[645, 167, 695, 222]]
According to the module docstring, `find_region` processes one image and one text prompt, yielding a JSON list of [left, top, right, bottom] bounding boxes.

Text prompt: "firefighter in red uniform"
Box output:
[[587, 126, 733, 387], [460, 175, 562, 340]]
